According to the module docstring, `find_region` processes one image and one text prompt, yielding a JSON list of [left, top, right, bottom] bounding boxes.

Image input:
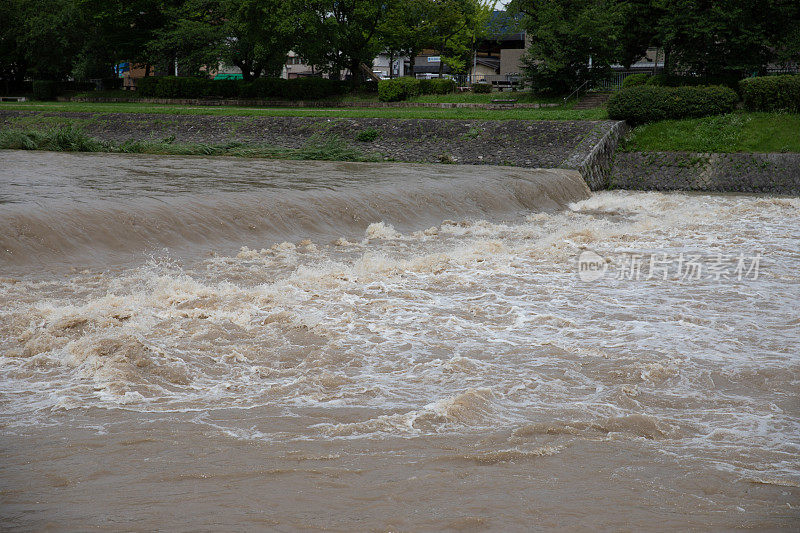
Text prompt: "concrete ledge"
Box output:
[[562, 121, 628, 190], [612, 151, 800, 195]]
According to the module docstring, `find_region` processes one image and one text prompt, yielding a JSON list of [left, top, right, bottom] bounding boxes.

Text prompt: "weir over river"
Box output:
[[1, 151, 798, 530]]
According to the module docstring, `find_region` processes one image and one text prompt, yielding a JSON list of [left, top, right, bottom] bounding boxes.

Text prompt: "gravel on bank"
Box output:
[[0, 110, 615, 169]]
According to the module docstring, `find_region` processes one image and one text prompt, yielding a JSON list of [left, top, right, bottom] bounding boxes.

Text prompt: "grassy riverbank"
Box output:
[[620, 112, 800, 153], [0, 100, 606, 121], [71, 90, 563, 106], [0, 126, 381, 161]]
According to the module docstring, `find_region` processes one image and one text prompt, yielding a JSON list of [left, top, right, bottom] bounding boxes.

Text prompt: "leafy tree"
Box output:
[[0, 0, 28, 84], [216, 0, 299, 80], [656, 0, 800, 81], [510, 0, 624, 94], [144, 0, 223, 77], [12, 0, 84, 80], [427, 0, 492, 77], [73, 0, 176, 79], [378, 0, 435, 78], [616, 0, 663, 70], [295, 0, 394, 85]]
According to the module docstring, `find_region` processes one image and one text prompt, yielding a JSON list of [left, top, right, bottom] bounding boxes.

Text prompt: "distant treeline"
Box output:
[[1, 0, 798, 96], [509, 0, 800, 94], [0, 0, 493, 85]]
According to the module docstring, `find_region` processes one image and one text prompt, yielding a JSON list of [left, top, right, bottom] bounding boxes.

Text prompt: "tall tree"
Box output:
[[295, 0, 394, 84], [144, 0, 223, 77], [616, 0, 663, 69], [74, 0, 176, 79], [217, 0, 300, 80], [428, 0, 493, 76], [377, 0, 435, 78], [13, 0, 84, 80], [0, 0, 28, 84], [510, 0, 624, 94], [656, 0, 800, 81]]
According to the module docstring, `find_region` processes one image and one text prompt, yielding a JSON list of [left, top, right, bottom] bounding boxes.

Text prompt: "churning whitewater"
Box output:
[[1, 151, 798, 530]]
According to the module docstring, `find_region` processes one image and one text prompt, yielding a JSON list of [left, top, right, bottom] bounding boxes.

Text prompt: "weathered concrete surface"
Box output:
[[562, 121, 628, 190], [0, 110, 618, 170], [612, 151, 800, 195]]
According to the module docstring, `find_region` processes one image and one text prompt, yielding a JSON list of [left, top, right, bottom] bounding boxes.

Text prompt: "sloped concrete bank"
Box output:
[[0, 110, 616, 170], [561, 121, 628, 190], [3, 109, 794, 194], [612, 151, 800, 195]]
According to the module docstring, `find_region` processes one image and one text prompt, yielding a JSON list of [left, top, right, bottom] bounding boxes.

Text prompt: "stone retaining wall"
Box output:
[[0, 110, 612, 169], [612, 151, 800, 195], [59, 96, 560, 110], [562, 121, 628, 190]]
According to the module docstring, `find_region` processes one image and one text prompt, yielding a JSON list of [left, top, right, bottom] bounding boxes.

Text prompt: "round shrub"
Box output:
[[622, 73, 649, 88], [136, 76, 159, 96], [645, 74, 667, 86], [607, 85, 739, 125], [378, 77, 421, 102], [429, 78, 455, 94], [355, 128, 380, 142], [472, 82, 491, 93], [134, 76, 345, 100], [739, 74, 800, 112]]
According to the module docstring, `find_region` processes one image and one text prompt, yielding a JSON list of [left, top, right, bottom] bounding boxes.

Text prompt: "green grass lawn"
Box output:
[[406, 92, 564, 105], [0, 100, 606, 120], [72, 89, 564, 106], [621, 112, 800, 153]]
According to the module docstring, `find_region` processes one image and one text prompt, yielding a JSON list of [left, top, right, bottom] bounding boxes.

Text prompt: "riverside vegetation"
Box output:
[[0, 125, 379, 161]]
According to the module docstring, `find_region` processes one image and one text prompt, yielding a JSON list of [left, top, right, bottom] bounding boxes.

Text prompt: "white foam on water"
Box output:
[[1, 187, 799, 485]]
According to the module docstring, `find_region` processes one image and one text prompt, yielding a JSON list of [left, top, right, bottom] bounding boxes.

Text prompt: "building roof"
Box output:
[[413, 64, 453, 74], [476, 57, 501, 72]]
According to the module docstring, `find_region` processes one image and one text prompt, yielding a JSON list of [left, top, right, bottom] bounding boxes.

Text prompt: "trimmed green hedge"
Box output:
[[419, 78, 456, 95], [622, 73, 649, 88], [377, 77, 455, 101], [31, 80, 97, 100], [32, 81, 59, 101], [608, 85, 739, 125], [472, 82, 491, 93], [136, 76, 348, 100], [740, 74, 800, 112]]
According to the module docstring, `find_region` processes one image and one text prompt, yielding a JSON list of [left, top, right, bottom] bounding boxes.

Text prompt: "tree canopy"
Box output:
[[509, 0, 800, 93], [0, 0, 496, 84], [0, 0, 797, 92]]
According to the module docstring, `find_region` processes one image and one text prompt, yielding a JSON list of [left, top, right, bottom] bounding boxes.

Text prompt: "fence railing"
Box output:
[[593, 71, 645, 91], [563, 79, 591, 106], [450, 74, 523, 88]]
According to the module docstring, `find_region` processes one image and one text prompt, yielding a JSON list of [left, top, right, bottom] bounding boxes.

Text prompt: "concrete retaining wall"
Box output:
[[0, 110, 609, 169], [561, 121, 628, 190], [612, 152, 800, 195]]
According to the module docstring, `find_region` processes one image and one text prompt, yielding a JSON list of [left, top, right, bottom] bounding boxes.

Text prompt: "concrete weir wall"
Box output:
[[612, 151, 800, 196], [561, 121, 628, 190]]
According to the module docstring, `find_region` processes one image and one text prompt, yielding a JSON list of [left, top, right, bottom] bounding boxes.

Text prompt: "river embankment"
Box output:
[[2, 109, 798, 194]]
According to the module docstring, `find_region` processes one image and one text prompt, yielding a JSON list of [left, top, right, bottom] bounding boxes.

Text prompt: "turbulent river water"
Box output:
[[0, 150, 798, 531]]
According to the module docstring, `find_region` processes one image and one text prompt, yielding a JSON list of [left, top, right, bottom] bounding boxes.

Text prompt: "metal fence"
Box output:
[[450, 74, 523, 88], [593, 71, 647, 91]]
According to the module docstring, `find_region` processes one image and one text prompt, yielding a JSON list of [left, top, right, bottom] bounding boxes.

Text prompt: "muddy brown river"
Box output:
[[1, 151, 798, 531]]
